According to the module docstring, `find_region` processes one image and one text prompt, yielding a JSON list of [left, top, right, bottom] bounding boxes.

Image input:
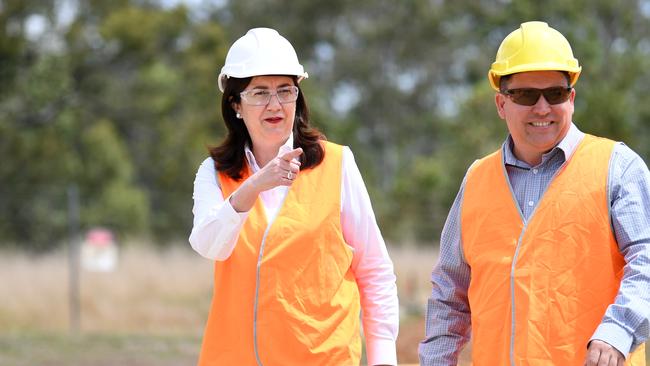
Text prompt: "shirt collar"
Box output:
[[503, 123, 584, 168], [244, 133, 294, 172]]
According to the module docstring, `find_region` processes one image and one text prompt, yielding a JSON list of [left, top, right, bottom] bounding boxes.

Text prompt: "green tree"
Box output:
[[0, 0, 228, 248], [3, 0, 650, 248]]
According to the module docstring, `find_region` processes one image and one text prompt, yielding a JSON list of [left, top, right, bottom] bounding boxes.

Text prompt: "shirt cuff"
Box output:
[[590, 322, 634, 358], [224, 194, 250, 220], [366, 337, 397, 366]]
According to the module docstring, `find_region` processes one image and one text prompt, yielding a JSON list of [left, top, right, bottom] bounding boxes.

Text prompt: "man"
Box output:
[[419, 21, 650, 366]]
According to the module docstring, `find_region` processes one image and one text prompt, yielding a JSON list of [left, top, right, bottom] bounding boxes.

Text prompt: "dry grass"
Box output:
[[9, 242, 640, 365], [0, 244, 213, 334], [390, 244, 473, 364], [0, 242, 443, 365], [1, 240, 644, 365]]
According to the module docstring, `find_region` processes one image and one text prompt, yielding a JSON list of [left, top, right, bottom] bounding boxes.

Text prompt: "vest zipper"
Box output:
[[253, 222, 273, 366], [501, 155, 568, 366], [253, 189, 291, 366], [509, 227, 527, 366]]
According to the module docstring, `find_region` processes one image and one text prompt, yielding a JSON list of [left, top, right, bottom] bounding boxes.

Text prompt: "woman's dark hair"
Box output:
[[209, 76, 325, 180]]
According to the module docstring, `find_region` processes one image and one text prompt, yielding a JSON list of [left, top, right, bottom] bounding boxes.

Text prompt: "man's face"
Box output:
[[495, 71, 575, 166]]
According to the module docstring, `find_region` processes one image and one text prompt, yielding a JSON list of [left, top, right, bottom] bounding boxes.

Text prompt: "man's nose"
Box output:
[[532, 94, 552, 114]]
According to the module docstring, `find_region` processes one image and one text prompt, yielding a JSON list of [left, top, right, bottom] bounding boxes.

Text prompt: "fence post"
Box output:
[[67, 184, 81, 333]]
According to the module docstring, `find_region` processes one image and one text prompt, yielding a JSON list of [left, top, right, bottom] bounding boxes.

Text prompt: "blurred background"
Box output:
[[2, 0, 650, 364]]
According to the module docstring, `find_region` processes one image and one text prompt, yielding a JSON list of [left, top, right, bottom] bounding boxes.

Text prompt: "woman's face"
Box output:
[[233, 75, 297, 149]]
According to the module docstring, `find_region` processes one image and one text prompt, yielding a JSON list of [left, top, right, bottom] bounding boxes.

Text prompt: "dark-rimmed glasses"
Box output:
[[501, 86, 572, 106], [239, 86, 299, 106]]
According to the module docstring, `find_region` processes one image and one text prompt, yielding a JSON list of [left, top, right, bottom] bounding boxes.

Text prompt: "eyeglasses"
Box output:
[[501, 86, 572, 106], [239, 86, 300, 106]]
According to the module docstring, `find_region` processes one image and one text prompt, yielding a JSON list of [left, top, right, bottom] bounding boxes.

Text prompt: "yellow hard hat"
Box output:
[[488, 21, 581, 91]]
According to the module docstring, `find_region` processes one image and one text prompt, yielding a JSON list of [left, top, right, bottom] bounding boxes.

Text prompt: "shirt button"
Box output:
[[528, 200, 534, 207], [532, 168, 538, 174]]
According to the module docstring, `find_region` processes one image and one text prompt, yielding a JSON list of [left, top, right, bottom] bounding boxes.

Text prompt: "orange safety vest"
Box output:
[[461, 135, 646, 365], [197, 141, 362, 366]]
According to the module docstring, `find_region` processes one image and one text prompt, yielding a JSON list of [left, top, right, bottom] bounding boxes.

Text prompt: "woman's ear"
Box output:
[[231, 102, 241, 116]]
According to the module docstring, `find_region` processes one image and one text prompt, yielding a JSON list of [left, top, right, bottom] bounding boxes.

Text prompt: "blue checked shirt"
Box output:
[[419, 124, 650, 365]]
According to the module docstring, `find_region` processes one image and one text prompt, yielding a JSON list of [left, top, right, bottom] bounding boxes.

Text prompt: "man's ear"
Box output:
[[495, 93, 507, 120]]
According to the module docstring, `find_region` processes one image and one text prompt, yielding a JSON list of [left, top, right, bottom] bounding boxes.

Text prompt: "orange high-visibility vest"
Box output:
[[461, 135, 645, 365], [197, 141, 362, 366]]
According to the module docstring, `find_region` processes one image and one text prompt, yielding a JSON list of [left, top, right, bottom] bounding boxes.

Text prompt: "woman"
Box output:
[[189, 27, 398, 366]]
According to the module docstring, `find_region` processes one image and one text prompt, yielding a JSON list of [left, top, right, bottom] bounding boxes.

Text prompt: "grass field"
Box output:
[[0, 243, 441, 365], [0, 243, 644, 365]]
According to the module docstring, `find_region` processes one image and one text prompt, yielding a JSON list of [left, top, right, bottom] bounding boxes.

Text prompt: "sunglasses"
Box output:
[[501, 86, 572, 106]]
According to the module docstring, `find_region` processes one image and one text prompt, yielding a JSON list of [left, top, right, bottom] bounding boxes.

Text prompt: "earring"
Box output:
[[236, 112, 242, 119]]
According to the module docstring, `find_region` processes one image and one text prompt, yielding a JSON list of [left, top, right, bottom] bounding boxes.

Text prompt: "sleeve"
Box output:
[[418, 169, 472, 366], [590, 143, 650, 356], [188, 157, 249, 261], [340, 147, 399, 366]]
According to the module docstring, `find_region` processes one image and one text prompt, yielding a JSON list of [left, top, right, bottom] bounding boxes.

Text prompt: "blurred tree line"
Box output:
[[2, 0, 650, 250]]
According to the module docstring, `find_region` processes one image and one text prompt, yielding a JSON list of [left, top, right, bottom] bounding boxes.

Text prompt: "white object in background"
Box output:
[[81, 228, 118, 272]]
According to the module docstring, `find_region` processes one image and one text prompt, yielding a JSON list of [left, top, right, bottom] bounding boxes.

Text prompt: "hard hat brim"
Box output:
[[217, 72, 309, 93], [488, 65, 581, 91]]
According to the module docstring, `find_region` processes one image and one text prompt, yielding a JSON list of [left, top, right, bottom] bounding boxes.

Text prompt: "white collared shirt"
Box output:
[[189, 136, 399, 365]]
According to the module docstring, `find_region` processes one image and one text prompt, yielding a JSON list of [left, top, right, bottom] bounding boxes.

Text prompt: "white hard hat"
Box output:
[[218, 28, 308, 92]]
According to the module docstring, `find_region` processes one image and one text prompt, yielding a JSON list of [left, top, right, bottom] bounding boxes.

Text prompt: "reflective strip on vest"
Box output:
[[197, 141, 362, 366], [461, 135, 646, 365]]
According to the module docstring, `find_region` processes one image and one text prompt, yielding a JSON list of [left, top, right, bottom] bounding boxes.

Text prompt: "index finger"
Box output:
[[279, 147, 303, 162]]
